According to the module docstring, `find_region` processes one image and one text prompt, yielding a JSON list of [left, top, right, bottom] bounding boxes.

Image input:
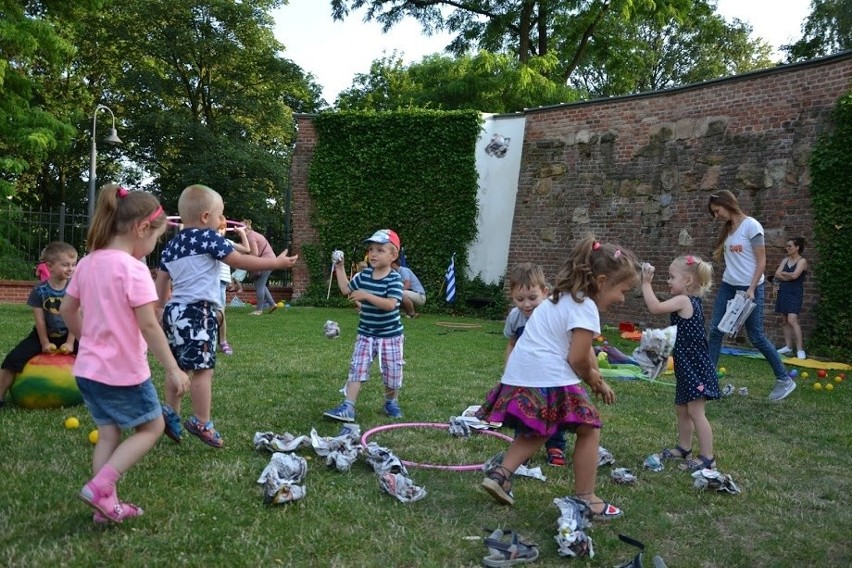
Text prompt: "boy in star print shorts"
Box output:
[[156, 185, 297, 447]]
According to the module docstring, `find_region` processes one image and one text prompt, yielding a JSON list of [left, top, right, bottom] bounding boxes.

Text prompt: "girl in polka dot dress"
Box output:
[[641, 255, 719, 471]]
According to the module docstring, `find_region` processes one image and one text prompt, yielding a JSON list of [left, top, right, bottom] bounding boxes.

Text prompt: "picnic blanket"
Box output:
[[720, 346, 850, 370]]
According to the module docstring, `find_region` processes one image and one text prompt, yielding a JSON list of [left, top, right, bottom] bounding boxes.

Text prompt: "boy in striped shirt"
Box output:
[[323, 229, 405, 422]]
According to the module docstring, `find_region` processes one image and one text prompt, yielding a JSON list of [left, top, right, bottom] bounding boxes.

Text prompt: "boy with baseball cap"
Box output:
[[323, 229, 406, 421]]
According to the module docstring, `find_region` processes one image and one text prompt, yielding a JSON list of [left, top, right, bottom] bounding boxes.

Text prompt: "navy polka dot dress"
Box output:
[[671, 296, 719, 404]]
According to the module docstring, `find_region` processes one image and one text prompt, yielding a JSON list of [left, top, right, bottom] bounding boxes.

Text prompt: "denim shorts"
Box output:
[[76, 377, 162, 429]]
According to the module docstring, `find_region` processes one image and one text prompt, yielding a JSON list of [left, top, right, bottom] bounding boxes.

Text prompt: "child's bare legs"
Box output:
[[93, 418, 164, 475], [0, 369, 14, 403], [217, 310, 227, 344], [83, 418, 164, 520], [189, 369, 214, 423], [686, 399, 713, 460], [675, 403, 694, 451], [483, 434, 547, 504], [573, 425, 607, 512], [503, 435, 547, 472], [344, 380, 363, 403]]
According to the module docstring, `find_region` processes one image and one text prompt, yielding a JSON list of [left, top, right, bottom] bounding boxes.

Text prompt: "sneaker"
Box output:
[[546, 447, 566, 467], [777, 346, 792, 355], [384, 399, 403, 418], [323, 402, 355, 422], [162, 405, 183, 443], [768, 378, 797, 402], [184, 416, 224, 448], [219, 341, 234, 356], [797, 350, 806, 360]]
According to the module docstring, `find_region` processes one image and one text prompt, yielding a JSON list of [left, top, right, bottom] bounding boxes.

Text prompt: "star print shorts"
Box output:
[[163, 301, 218, 371]]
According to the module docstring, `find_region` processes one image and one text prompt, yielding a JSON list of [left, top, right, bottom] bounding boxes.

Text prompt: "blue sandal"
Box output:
[[660, 445, 691, 460], [679, 455, 716, 471], [483, 528, 539, 567]]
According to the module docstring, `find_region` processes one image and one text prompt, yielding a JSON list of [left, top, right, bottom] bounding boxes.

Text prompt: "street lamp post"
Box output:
[[88, 104, 123, 225]]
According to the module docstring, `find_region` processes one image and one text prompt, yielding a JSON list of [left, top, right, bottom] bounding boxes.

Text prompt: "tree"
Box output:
[[570, 0, 773, 97], [783, 0, 852, 61], [0, 0, 100, 203], [330, 1, 695, 83], [72, 0, 324, 231], [336, 50, 578, 112]]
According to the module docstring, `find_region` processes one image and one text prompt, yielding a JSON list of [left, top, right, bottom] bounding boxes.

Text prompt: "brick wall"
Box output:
[[510, 52, 852, 343], [285, 53, 852, 346]]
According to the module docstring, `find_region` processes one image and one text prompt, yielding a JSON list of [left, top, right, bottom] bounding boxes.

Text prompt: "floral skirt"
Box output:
[[475, 383, 601, 438]]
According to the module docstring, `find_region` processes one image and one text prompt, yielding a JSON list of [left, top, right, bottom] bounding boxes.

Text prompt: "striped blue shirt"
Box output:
[[349, 267, 404, 338]]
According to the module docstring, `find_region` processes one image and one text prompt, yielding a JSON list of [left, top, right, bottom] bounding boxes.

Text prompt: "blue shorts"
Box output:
[[163, 301, 218, 371], [76, 377, 161, 429]]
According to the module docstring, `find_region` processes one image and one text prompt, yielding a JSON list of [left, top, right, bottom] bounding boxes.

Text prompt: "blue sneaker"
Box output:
[[384, 399, 403, 418], [323, 402, 356, 422], [162, 405, 183, 443]]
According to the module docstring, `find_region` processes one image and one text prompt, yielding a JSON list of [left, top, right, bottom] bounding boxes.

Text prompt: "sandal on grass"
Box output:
[[575, 494, 623, 521], [660, 445, 691, 460], [679, 455, 716, 472], [482, 465, 515, 506], [482, 528, 539, 567]]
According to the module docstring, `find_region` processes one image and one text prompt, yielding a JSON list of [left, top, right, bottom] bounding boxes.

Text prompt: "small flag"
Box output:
[[445, 253, 456, 303]]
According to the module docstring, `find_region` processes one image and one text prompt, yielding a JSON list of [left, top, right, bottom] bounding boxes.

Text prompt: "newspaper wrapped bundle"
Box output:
[[553, 497, 594, 558], [257, 452, 308, 504], [717, 290, 755, 336], [632, 325, 678, 381]]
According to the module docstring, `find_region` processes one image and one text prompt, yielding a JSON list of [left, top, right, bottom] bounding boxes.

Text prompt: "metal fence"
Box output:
[[0, 203, 291, 287]]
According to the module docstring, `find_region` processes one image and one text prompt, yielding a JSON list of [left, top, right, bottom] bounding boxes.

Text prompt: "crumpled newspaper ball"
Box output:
[[644, 453, 664, 472], [324, 320, 340, 339], [632, 325, 678, 380], [553, 496, 594, 558], [598, 446, 615, 467], [611, 467, 637, 484], [692, 468, 741, 494], [331, 250, 344, 263]]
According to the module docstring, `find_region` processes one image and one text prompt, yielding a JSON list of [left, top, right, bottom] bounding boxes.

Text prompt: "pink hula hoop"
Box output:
[[360, 422, 513, 471], [166, 216, 246, 231]]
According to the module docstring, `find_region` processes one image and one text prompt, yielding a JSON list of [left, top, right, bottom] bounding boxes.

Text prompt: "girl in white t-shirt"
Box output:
[[707, 190, 792, 402], [477, 236, 639, 521], [60, 184, 190, 524]]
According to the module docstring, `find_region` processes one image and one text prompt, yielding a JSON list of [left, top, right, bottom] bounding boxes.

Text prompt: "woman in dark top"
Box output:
[[773, 236, 808, 360]]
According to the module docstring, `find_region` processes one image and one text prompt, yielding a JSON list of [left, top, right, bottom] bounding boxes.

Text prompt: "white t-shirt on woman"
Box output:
[[723, 216, 765, 286], [502, 294, 600, 388]]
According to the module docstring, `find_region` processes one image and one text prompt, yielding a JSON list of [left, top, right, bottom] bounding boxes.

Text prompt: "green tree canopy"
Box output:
[[0, 0, 100, 202], [336, 50, 578, 112], [783, 0, 852, 61], [570, 0, 774, 97]]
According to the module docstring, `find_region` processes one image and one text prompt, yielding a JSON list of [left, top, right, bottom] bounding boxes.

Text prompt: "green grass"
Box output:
[[0, 304, 849, 567]]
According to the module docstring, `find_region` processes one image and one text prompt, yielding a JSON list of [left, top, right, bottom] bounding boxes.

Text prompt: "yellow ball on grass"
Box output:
[[64, 416, 80, 429], [813, 382, 822, 390], [825, 383, 834, 391], [88, 430, 99, 444]]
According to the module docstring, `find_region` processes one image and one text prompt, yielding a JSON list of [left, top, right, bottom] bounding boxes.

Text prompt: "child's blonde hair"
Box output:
[[87, 183, 166, 251], [178, 184, 220, 224], [672, 255, 713, 297], [551, 236, 640, 304], [40, 241, 77, 263], [508, 262, 547, 291]]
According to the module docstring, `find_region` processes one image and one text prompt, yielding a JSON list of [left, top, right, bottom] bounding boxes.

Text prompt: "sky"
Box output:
[[272, 0, 813, 103]]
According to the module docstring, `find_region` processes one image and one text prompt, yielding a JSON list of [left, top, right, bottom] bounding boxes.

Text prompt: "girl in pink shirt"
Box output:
[[61, 184, 190, 524]]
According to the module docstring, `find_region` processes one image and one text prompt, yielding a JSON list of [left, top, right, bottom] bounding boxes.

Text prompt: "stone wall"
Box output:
[[509, 53, 852, 343], [287, 53, 852, 346]]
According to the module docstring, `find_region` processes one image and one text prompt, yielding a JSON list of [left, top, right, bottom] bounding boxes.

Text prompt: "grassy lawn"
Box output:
[[0, 303, 849, 567]]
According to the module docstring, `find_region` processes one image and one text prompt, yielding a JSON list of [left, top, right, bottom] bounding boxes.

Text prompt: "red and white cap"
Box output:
[[363, 229, 401, 249]]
